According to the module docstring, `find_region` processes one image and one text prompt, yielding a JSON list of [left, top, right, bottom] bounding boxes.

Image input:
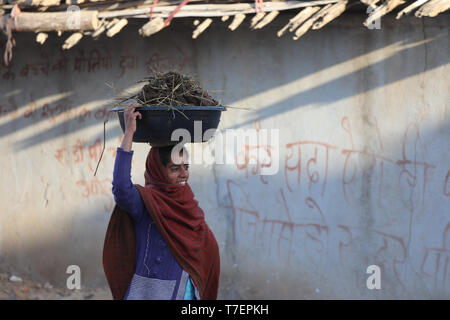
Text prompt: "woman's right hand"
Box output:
[[123, 103, 142, 135], [121, 102, 142, 152]]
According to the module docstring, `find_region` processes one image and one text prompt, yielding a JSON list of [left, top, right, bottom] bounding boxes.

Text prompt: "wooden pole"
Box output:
[[13, 10, 99, 32], [17, 0, 61, 6]]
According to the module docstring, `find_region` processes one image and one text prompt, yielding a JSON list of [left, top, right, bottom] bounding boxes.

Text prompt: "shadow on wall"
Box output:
[[0, 14, 448, 150], [217, 113, 450, 299], [0, 203, 113, 289]]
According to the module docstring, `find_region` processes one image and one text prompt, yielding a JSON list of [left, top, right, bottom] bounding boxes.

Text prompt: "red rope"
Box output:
[[2, 16, 15, 67], [255, 0, 265, 14], [1, 4, 20, 66], [149, 0, 159, 21], [163, 0, 191, 28]]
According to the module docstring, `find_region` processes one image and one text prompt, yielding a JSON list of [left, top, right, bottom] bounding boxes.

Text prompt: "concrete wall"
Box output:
[[0, 12, 449, 299]]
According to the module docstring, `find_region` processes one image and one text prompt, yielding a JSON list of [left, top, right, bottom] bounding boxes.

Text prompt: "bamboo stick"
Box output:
[[62, 32, 83, 49], [91, 18, 107, 37], [396, 0, 429, 19], [35, 32, 48, 44], [293, 3, 332, 40], [105, 17, 119, 29], [253, 10, 279, 29], [277, 6, 320, 37], [106, 17, 127, 37], [228, 13, 246, 30], [138, 16, 165, 37], [192, 17, 212, 38], [250, 12, 266, 28], [312, 0, 347, 29]]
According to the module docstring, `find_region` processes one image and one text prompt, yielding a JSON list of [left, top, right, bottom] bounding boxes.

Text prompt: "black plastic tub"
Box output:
[[117, 105, 226, 146]]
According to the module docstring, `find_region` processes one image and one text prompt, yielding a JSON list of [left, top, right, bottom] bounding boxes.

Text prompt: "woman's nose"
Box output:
[[179, 166, 188, 177]]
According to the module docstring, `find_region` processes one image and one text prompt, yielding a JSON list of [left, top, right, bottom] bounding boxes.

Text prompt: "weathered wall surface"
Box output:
[[0, 13, 449, 299]]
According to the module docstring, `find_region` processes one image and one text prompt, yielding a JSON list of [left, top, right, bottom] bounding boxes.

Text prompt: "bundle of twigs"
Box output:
[[113, 71, 221, 109]]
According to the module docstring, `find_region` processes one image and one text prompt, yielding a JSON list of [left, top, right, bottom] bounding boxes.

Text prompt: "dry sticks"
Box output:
[[113, 71, 221, 110]]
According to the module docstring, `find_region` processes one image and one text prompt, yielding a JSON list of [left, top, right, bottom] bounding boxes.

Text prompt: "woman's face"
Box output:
[[164, 151, 189, 185]]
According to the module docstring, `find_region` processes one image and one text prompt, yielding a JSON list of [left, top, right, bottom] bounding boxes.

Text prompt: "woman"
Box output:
[[103, 105, 220, 300]]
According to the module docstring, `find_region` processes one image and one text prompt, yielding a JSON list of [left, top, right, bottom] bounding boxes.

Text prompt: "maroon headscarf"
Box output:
[[103, 147, 220, 300]]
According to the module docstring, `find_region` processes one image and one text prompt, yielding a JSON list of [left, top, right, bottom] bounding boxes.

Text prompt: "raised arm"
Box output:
[[112, 104, 144, 222]]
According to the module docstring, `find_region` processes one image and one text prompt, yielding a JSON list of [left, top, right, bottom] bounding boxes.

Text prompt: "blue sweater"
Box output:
[[112, 147, 198, 300]]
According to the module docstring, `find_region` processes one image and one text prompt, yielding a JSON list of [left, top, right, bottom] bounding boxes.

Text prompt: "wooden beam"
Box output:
[[415, 0, 450, 17], [17, 0, 60, 6], [14, 10, 99, 31], [1, 0, 198, 11]]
